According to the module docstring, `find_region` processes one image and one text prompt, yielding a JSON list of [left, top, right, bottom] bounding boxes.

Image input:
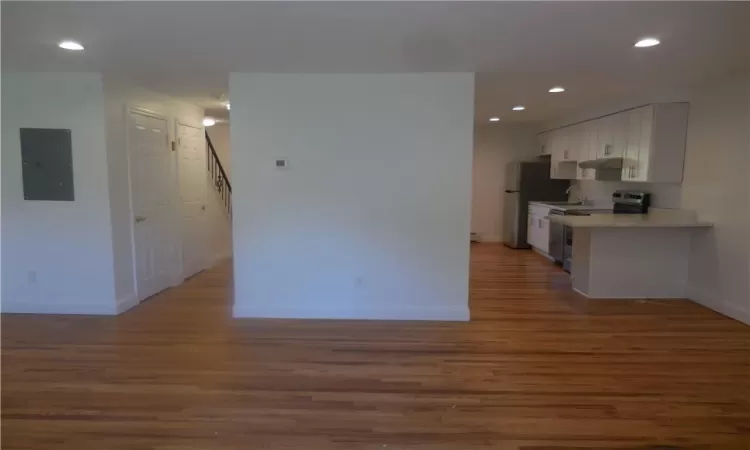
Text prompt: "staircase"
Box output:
[[205, 131, 232, 216]]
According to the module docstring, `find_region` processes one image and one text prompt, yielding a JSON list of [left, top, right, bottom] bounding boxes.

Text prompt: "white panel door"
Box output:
[[177, 123, 208, 279], [129, 111, 175, 301]]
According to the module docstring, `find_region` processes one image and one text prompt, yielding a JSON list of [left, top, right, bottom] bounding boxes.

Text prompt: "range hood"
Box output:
[[578, 157, 624, 170]]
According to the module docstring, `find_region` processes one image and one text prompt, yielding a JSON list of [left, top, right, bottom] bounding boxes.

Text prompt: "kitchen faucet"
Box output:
[[566, 185, 589, 205]]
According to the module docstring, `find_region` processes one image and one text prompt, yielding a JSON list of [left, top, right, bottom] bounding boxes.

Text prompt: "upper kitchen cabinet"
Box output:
[[542, 102, 689, 183], [578, 120, 599, 180], [549, 127, 578, 179], [596, 113, 628, 159], [621, 103, 689, 183], [538, 131, 551, 155]]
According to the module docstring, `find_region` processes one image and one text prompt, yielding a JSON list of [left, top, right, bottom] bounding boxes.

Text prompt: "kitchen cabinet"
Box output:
[[595, 115, 613, 159], [549, 127, 578, 180], [622, 107, 643, 181], [527, 204, 551, 254], [577, 121, 598, 180], [611, 111, 628, 158], [538, 215, 550, 253], [563, 124, 582, 162], [621, 103, 688, 183], [527, 214, 537, 248], [540, 102, 689, 183], [596, 113, 627, 159], [538, 131, 551, 155]]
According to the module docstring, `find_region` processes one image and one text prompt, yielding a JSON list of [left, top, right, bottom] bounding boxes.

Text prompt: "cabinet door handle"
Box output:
[[604, 144, 611, 155], [564, 150, 568, 159]]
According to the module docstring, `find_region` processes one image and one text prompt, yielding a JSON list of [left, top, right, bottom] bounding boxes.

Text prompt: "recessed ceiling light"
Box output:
[[225, 102, 231, 110], [548, 86, 565, 93], [634, 37, 660, 48], [202, 117, 216, 127], [512, 106, 525, 111], [58, 40, 84, 51], [489, 117, 500, 122]]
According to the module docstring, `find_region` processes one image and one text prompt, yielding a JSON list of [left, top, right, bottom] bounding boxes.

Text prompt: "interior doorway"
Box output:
[[177, 122, 209, 279]]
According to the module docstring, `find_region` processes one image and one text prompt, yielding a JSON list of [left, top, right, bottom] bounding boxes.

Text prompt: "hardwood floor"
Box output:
[[2, 244, 749, 449]]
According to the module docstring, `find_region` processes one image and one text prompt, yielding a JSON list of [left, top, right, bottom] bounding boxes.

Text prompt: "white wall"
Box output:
[[1, 73, 117, 314], [0, 73, 229, 315], [471, 123, 540, 242], [681, 74, 749, 325], [544, 70, 750, 324], [207, 123, 231, 178], [230, 73, 474, 320]]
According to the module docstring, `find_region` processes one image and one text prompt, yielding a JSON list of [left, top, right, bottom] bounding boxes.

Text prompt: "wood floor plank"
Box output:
[[2, 243, 749, 449]]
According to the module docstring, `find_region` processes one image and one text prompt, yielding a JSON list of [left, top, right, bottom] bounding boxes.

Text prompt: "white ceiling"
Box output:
[[3, 1, 749, 123]]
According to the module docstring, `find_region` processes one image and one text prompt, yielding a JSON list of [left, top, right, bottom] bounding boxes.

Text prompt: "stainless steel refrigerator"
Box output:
[[502, 160, 570, 248]]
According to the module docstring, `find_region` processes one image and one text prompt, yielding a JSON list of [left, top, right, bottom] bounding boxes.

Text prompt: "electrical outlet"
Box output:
[[27, 271, 37, 284]]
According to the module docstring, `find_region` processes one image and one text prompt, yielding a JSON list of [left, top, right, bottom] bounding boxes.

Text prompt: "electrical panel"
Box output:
[[20, 128, 75, 201]]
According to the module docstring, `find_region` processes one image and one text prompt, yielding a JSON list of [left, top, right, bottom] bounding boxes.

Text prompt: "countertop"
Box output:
[[548, 209, 713, 228], [528, 201, 612, 212]]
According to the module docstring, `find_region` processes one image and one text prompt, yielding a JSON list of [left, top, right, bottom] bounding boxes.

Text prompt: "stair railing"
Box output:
[[205, 131, 232, 216]]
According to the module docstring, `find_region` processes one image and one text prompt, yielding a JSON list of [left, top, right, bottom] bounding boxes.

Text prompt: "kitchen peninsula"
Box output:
[[550, 209, 712, 299]]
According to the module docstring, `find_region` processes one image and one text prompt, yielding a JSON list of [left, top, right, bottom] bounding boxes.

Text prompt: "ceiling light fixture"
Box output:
[[634, 37, 660, 48], [202, 117, 216, 127], [489, 117, 500, 122], [512, 106, 525, 111], [58, 40, 84, 51], [548, 86, 565, 93]]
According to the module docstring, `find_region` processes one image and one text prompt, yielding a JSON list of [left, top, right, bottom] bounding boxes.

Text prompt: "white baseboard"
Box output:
[[233, 303, 470, 321], [573, 288, 694, 301], [573, 287, 589, 298], [1, 298, 117, 315], [688, 291, 750, 326], [116, 293, 140, 314]]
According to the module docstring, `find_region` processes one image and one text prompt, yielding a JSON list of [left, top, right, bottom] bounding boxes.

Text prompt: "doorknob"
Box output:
[[135, 216, 147, 223]]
